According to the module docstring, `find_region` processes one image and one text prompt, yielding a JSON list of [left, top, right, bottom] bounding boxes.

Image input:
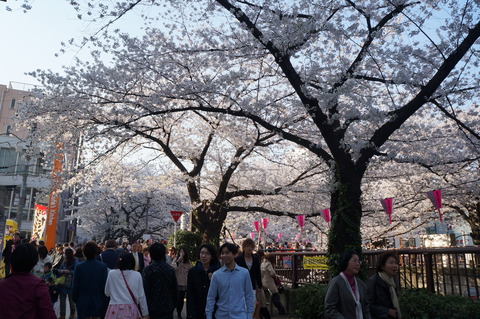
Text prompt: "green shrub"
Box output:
[[290, 284, 480, 319], [167, 230, 202, 261], [399, 288, 480, 319], [292, 283, 328, 319]]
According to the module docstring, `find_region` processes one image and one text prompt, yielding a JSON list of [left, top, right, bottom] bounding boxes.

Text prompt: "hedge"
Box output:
[[291, 284, 480, 319]]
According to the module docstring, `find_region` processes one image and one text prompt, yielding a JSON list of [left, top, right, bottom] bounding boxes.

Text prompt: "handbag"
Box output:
[[121, 270, 142, 319], [252, 301, 261, 319], [54, 275, 66, 286], [273, 276, 284, 294], [64, 273, 73, 288], [273, 276, 282, 287]]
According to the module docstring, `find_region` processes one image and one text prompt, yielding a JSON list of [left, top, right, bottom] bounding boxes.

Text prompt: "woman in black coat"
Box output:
[[366, 252, 401, 319], [186, 244, 220, 319]]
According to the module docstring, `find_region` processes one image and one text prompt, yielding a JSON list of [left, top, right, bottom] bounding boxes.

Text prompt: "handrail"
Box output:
[[269, 246, 480, 299]]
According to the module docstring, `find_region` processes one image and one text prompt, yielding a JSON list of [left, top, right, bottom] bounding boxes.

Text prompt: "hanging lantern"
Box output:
[[296, 215, 305, 228], [261, 218, 269, 229], [322, 208, 331, 223], [380, 198, 394, 224], [253, 221, 260, 232], [426, 190, 443, 222]]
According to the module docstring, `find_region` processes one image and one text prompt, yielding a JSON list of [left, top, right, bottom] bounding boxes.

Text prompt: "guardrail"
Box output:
[[269, 247, 480, 299]]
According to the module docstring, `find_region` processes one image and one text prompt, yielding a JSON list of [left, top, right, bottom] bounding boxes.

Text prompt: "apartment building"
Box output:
[[0, 82, 51, 233]]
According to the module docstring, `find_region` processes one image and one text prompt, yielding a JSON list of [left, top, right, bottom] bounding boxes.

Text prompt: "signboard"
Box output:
[[170, 211, 183, 223], [282, 256, 292, 268], [303, 256, 329, 270], [45, 144, 64, 250], [31, 204, 47, 241]]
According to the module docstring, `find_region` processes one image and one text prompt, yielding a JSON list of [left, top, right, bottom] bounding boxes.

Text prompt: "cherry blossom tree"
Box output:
[[14, 0, 480, 258], [17, 27, 328, 243], [108, 0, 478, 258], [66, 156, 190, 243]]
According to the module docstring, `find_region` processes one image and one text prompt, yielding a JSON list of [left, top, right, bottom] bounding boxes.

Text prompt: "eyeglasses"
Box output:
[[350, 259, 362, 264]]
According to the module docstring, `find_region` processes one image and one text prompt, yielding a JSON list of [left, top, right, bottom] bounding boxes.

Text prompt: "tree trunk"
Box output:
[[470, 229, 480, 245], [327, 165, 364, 276], [190, 200, 227, 244], [469, 201, 480, 245]]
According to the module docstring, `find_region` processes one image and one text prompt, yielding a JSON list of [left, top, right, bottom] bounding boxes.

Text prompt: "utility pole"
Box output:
[[16, 125, 36, 233], [145, 192, 152, 234], [15, 162, 28, 232]]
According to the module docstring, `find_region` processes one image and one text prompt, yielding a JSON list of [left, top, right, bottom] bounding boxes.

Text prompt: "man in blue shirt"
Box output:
[[206, 243, 255, 319]]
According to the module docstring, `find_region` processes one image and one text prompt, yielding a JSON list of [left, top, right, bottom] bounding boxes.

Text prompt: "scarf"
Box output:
[[378, 271, 402, 319], [340, 272, 363, 319]]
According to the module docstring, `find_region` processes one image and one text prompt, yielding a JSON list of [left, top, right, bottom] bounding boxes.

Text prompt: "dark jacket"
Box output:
[[72, 259, 109, 319], [58, 259, 79, 295], [186, 261, 220, 319], [0, 272, 56, 319], [366, 273, 397, 319], [2, 239, 21, 262], [143, 260, 178, 319], [235, 253, 263, 290], [2, 239, 13, 262], [97, 249, 119, 269]]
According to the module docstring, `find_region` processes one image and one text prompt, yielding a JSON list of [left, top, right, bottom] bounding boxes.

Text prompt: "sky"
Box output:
[[0, 1, 87, 87], [0, 1, 149, 88]]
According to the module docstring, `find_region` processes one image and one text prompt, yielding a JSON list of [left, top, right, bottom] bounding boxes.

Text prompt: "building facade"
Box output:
[[0, 82, 51, 234]]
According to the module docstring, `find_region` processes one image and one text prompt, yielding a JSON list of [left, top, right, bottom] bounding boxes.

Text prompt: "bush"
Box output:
[[292, 283, 328, 319], [290, 284, 480, 319], [399, 288, 480, 319], [167, 230, 202, 261]]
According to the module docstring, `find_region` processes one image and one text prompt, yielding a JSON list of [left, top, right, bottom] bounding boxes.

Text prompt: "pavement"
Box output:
[[54, 297, 294, 319]]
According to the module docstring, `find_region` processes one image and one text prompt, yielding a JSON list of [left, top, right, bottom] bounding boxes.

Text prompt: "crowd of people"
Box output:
[[0, 235, 290, 319], [1, 232, 401, 319]]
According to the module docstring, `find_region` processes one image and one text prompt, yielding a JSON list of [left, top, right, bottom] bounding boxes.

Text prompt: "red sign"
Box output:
[[170, 211, 183, 223]]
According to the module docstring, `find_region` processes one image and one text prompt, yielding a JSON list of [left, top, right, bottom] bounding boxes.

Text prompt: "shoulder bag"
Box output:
[[120, 270, 143, 319]]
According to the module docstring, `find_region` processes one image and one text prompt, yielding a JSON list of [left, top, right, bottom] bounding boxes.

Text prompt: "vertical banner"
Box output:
[[322, 208, 331, 224], [45, 144, 64, 250], [380, 198, 394, 224], [31, 204, 47, 241], [426, 190, 443, 222]]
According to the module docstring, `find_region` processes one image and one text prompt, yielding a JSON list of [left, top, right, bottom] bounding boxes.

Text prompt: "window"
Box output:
[[10, 98, 16, 109], [3, 187, 39, 221], [5, 125, 12, 136], [0, 148, 16, 174]]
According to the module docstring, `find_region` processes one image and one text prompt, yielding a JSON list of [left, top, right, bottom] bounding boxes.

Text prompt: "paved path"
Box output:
[[54, 297, 294, 319]]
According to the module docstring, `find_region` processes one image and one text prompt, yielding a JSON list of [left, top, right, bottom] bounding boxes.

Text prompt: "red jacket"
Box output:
[[0, 272, 56, 319]]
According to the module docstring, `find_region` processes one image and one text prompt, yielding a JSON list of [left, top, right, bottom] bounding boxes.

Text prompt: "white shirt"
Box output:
[[105, 269, 149, 316], [33, 255, 52, 278]]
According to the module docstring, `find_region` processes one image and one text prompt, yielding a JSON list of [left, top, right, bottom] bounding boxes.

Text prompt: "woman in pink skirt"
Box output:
[[104, 252, 149, 319]]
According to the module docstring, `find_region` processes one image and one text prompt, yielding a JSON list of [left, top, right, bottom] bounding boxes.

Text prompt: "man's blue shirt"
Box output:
[[206, 263, 255, 319]]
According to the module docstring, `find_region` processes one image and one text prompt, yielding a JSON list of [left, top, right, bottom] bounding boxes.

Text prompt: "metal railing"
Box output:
[[269, 247, 480, 299]]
